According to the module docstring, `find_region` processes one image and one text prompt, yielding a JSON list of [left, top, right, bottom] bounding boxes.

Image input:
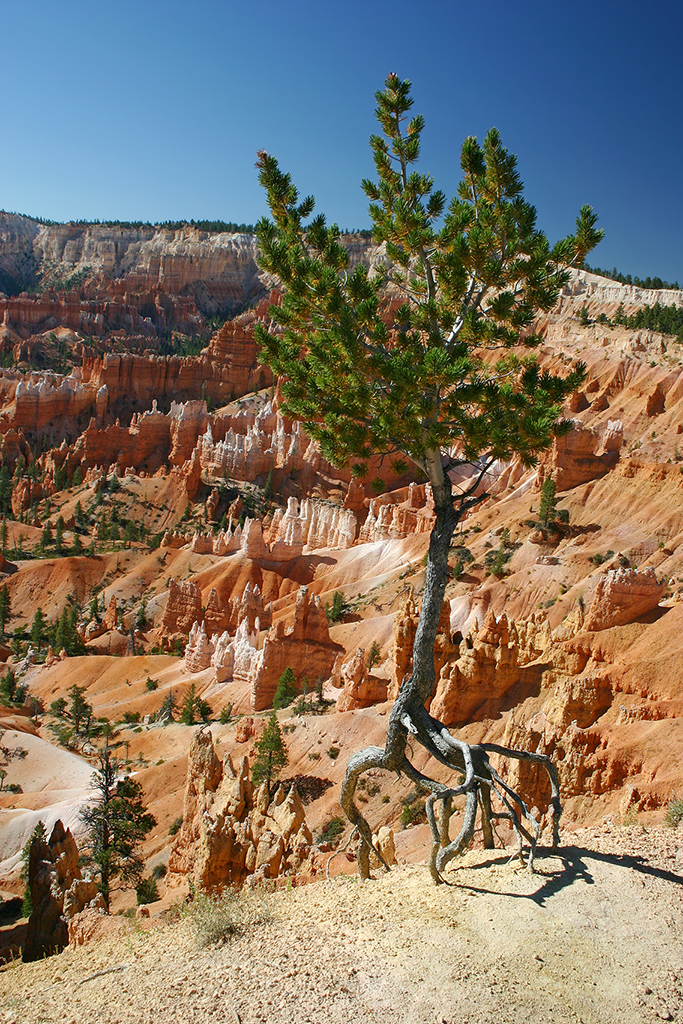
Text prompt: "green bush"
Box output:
[[401, 800, 427, 828], [136, 877, 159, 905], [317, 817, 345, 845], [152, 863, 167, 879], [168, 816, 183, 836], [326, 746, 340, 760], [145, 677, 158, 692]]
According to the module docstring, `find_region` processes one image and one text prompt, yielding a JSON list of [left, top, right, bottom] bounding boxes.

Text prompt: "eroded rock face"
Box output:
[[389, 591, 455, 702], [103, 595, 118, 631], [359, 486, 435, 543], [336, 648, 388, 711], [162, 578, 203, 635], [584, 566, 666, 631], [185, 621, 215, 673], [168, 728, 314, 890], [24, 821, 104, 962], [431, 610, 527, 727], [537, 419, 623, 491], [251, 587, 343, 711]]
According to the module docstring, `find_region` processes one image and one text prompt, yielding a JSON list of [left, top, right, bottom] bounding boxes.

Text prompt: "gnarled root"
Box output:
[[340, 705, 562, 883]]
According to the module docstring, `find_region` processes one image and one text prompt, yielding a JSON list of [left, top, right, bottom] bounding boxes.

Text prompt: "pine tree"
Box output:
[[158, 688, 178, 723], [30, 607, 46, 652], [1, 518, 7, 556], [55, 516, 65, 554], [80, 748, 156, 911], [180, 684, 198, 725], [0, 584, 10, 638], [254, 74, 603, 878], [538, 477, 559, 528], [273, 666, 297, 709], [40, 522, 53, 552], [20, 820, 47, 917], [251, 711, 288, 797]]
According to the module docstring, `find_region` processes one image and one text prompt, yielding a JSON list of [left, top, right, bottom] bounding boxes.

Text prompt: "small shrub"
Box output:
[[317, 817, 345, 845], [145, 677, 158, 692], [326, 746, 340, 760], [382, 794, 390, 804], [152, 863, 167, 879], [219, 703, 233, 725], [136, 877, 159, 905], [186, 889, 262, 947], [168, 816, 183, 836], [325, 591, 350, 623], [665, 795, 683, 828], [308, 751, 321, 761], [123, 711, 141, 725], [401, 800, 427, 828], [401, 785, 429, 828]]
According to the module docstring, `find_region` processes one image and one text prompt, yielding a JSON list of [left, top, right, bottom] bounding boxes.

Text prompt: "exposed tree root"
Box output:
[[341, 716, 561, 882]]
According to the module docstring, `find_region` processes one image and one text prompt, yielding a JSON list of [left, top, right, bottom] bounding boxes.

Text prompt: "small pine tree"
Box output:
[[55, 516, 65, 554], [366, 641, 382, 669], [1, 518, 7, 556], [80, 748, 156, 911], [20, 819, 47, 917], [263, 464, 274, 503], [251, 711, 288, 797], [73, 465, 83, 487], [30, 607, 46, 652], [0, 584, 10, 638], [539, 478, 559, 528], [273, 667, 297, 709], [0, 667, 16, 703], [325, 591, 349, 623], [40, 522, 53, 552]]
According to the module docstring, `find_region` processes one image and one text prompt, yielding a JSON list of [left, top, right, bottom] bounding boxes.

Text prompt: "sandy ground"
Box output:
[[2, 825, 682, 1024]]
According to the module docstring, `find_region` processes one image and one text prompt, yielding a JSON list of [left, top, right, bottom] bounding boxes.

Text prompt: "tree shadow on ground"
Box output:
[[448, 843, 683, 907]]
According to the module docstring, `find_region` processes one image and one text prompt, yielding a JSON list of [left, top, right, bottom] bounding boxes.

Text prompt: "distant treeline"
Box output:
[[3, 210, 374, 239], [584, 263, 680, 291], [68, 218, 258, 234], [614, 301, 683, 340]]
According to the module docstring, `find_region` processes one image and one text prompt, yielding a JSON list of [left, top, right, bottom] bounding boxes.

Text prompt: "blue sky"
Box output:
[[2, 0, 682, 281]]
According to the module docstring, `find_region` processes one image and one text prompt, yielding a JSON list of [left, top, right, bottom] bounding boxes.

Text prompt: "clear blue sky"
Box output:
[[2, 0, 682, 281]]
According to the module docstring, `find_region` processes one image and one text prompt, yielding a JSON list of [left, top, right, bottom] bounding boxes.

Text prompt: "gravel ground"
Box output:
[[2, 825, 683, 1024]]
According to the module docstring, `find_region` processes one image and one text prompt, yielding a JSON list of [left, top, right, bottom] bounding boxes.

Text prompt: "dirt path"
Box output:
[[2, 826, 683, 1024]]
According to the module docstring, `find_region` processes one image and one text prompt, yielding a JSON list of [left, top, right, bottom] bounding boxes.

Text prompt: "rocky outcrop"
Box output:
[[168, 728, 314, 890], [584, 566, 667, 631], [336, 648, 388, 711], [359, 485, 435, 542], [537, 419, 623, 491], [251, 587, 343, 711], [390, 589, 419, 698], [430, 610, 525, 726], [103, 595, 118, 631], [162, 578, 203, 635], [185, 621, 215, 673], [23, 820, 104, 962]]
